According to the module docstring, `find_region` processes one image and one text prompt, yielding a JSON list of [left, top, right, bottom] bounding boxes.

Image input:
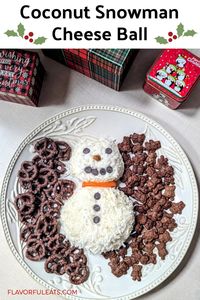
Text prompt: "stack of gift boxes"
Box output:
[[0, 48, 199, 108]]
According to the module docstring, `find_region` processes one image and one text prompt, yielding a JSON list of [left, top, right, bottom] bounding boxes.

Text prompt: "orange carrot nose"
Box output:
[[93, 155, 101, 161]]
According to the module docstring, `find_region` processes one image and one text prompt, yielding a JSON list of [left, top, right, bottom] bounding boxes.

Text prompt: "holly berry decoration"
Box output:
[[24, 32, 34, 43], [168, 32, 177, 42], [155, 23, 197, 44], [4, 23, 47, 45]]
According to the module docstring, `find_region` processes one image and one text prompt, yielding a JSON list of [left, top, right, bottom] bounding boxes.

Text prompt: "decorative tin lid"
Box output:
[[148, 49, 200, 99]]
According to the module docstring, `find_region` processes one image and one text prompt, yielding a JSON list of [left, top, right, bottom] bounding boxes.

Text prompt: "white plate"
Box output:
[[1, 105, 198, 300]]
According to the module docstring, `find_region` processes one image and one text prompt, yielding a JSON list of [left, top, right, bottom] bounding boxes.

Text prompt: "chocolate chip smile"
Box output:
[[84, 166, 113, 175]]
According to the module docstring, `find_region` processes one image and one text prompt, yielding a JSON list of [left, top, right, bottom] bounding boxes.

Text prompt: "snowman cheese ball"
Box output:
[[61, 138, 134, 254]]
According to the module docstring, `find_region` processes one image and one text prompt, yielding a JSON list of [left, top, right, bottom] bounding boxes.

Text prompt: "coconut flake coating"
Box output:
[[61, 187, 134, 254]]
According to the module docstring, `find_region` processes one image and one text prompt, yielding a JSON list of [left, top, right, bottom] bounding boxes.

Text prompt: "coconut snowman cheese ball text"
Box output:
[[61, 138, 134, 254]]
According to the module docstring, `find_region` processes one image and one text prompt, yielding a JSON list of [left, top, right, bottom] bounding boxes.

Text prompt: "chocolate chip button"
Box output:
[[92, 169, 98, 176], [93, 204, 100, 212], [105, 148, 112, 154], [83, 148, 90, 154], [84, 166, 92, 173], [100, 168, 106, 175], [94, 192, 101, 200], [93, 216, 100, 224], [106, 166, 113, 173]]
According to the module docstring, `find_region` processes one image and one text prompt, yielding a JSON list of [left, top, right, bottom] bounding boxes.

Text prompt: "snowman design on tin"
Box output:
[[156, 69, 168, 81], [177, 69, 186, 81], [176, 55, 186, 68], [61, 138, 134, 254], [165, 75, 176, 87], [166, 64, 177, 74], [174, 80, 186, 92]]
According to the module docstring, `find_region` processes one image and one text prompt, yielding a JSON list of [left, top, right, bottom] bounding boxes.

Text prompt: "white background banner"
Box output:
[[0, 0, 199, 48]]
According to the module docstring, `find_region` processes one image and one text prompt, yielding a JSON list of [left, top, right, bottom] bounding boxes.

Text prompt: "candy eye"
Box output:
[[83, 148, 90, 154], [105, 148, 112, 154]]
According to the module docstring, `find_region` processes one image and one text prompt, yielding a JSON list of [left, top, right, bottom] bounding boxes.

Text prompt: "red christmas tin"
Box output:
[[0, 49, 44, 106], [144, 49, 200, 109]]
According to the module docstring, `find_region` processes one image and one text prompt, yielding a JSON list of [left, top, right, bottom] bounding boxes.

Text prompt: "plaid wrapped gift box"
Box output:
[[43, 49, 138, 90], [0, 49, 44, 106]]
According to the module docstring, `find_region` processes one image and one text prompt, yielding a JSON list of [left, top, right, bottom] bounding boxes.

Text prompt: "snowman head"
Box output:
[[70, 138, 124, 182]]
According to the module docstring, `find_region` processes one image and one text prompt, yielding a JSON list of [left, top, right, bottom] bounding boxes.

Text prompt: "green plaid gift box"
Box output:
[[43, 49, 138, 90]]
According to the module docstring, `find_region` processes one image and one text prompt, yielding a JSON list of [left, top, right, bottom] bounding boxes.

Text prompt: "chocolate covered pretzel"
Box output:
[[34, 138, 58, 159], [25, 238, 46, 261], [20, 224, 35, 242], [53, 180, 75, 200], [32, 155, 54, 170], [44, 254, 68, 275], [15, 192, 35, 215], [36, 214, 59, 237], [56, 141, 71, 161], [66, 263, 89, 285], [18, 161, 38, 188], [40, 200, 62, 218]]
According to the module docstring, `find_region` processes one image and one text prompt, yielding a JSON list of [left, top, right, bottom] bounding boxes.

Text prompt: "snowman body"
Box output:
[[61, 138, 134, 254], [61, 187, 133, 254]]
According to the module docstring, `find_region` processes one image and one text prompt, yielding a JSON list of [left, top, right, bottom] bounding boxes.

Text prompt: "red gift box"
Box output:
[[144, 49, 200, 109], [0, 49, 44, 106]]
